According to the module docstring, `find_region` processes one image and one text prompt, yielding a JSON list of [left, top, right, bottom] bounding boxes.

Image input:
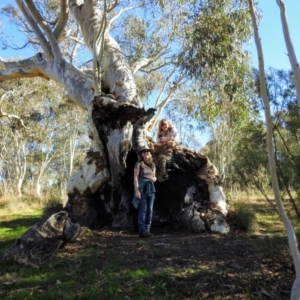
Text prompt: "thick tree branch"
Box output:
[[93, 0, 107, 95], [69, 0, 141, 106], [0, 54, 50, 80], [54, 0, 69, 43], [0, 54, 93, 109]]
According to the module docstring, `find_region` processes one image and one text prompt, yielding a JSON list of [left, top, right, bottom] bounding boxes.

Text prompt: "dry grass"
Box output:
[[228, 190, 300, 236]]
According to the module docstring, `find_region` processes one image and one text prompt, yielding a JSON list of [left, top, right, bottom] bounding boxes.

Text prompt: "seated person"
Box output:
[[156, 118, 180, 143]]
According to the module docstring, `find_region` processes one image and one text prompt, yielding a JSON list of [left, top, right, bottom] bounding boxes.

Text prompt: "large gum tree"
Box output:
[[0, 0, 230, 259]]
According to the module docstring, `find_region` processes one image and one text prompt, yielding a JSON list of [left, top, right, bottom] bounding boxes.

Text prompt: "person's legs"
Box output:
[[138, 191, 147, 235], [145, 193, 155, 234]]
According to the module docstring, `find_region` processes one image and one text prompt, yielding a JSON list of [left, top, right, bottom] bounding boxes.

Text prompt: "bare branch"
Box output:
[[53, 0, 69, 43], [24, 0, 62, 62], [148, 72, 186, 131], [131, 58, 149, 74], [0, 93, 28, 132], [154, 68, 177, 107], [107, 4, 142, 32], [248, 0, 300, 296], [107, 0, 121, 13], [16, 0, 52, 59], [142, 60, 173, 74], [66, 35, 84, 45]]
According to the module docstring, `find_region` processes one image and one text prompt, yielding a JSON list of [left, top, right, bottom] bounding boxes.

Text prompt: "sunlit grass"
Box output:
[[0, 196, 52, 253], [231, 192, 300, 237], [0, 192, 297, 299]]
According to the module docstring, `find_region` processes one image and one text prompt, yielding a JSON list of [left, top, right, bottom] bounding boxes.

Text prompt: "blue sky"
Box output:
[[0, 0, 299, 148], [0, 1, 299, 70], [246, 0, 300, 70]]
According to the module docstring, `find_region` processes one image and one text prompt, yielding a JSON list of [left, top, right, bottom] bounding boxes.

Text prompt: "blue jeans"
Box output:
[[138, 191, 155, 235]]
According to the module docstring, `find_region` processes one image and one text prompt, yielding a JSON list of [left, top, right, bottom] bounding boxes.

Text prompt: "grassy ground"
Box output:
[[0, 195, 298, 300]]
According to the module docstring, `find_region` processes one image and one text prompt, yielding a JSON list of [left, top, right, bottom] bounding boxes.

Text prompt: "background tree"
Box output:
[[0, 77, 87, 197], [175, 0, 255, 188]]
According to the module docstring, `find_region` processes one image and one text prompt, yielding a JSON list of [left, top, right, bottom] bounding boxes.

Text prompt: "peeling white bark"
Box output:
[[69, 0, 141, 106], [202, 177, 228, 216], [0, 54, 94, 110], [67, 156, 110, 194], [87, 104, 105, 152]]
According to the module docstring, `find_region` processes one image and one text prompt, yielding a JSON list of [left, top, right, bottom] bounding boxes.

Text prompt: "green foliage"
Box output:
[[178, 0, 251, 78], [0, 77, 88, 197], [231, 67, 300, 219], [232, 120, 269, 190]]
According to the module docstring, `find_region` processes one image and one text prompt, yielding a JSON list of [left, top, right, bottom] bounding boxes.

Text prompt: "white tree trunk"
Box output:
[[14, 138, 27, 198], [35, 152, 53, 198], [276, 0, 300, 118], [248, 1, 300, 299]]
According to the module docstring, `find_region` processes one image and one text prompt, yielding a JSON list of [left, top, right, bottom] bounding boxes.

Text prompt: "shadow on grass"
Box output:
[[0, 216, 41, 229], [0, 238, 18, 254], [0, 227, 294, 300], [0, 216, 42, 254]]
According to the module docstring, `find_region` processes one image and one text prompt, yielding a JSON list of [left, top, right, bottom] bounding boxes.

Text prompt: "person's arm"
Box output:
[[169, 127, 180, 142], [152, 165, 157, 183], [133, 164, 141, 199]]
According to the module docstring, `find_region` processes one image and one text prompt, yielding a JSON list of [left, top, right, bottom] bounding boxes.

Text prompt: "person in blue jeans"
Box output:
[[133, 147, 157, 238]]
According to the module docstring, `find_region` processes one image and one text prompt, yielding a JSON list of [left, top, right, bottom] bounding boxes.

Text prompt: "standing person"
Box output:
[[156, 118, 180, 143], [133, 148, 157, 238]]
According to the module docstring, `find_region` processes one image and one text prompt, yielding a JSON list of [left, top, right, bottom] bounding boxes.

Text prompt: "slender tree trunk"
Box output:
[[35, 153, 53, 198], [276, 0, 300, 118], [248, 1, 300, 299], [15, 140, 27, 197]]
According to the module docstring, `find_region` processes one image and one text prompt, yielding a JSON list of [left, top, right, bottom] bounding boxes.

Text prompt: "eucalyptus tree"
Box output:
[[47, 100, 88, 199], [267, 68, 300, 218], [0, 0, 232, 248], [248, 1, 300, 298], [175, 0, 256, 186], [0, 80, 33, 196], [0, 76, 87, 197], [276, 0, 300, 118]]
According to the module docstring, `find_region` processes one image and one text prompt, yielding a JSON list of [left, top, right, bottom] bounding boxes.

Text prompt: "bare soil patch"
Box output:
[[60, 225, 294, 299]]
